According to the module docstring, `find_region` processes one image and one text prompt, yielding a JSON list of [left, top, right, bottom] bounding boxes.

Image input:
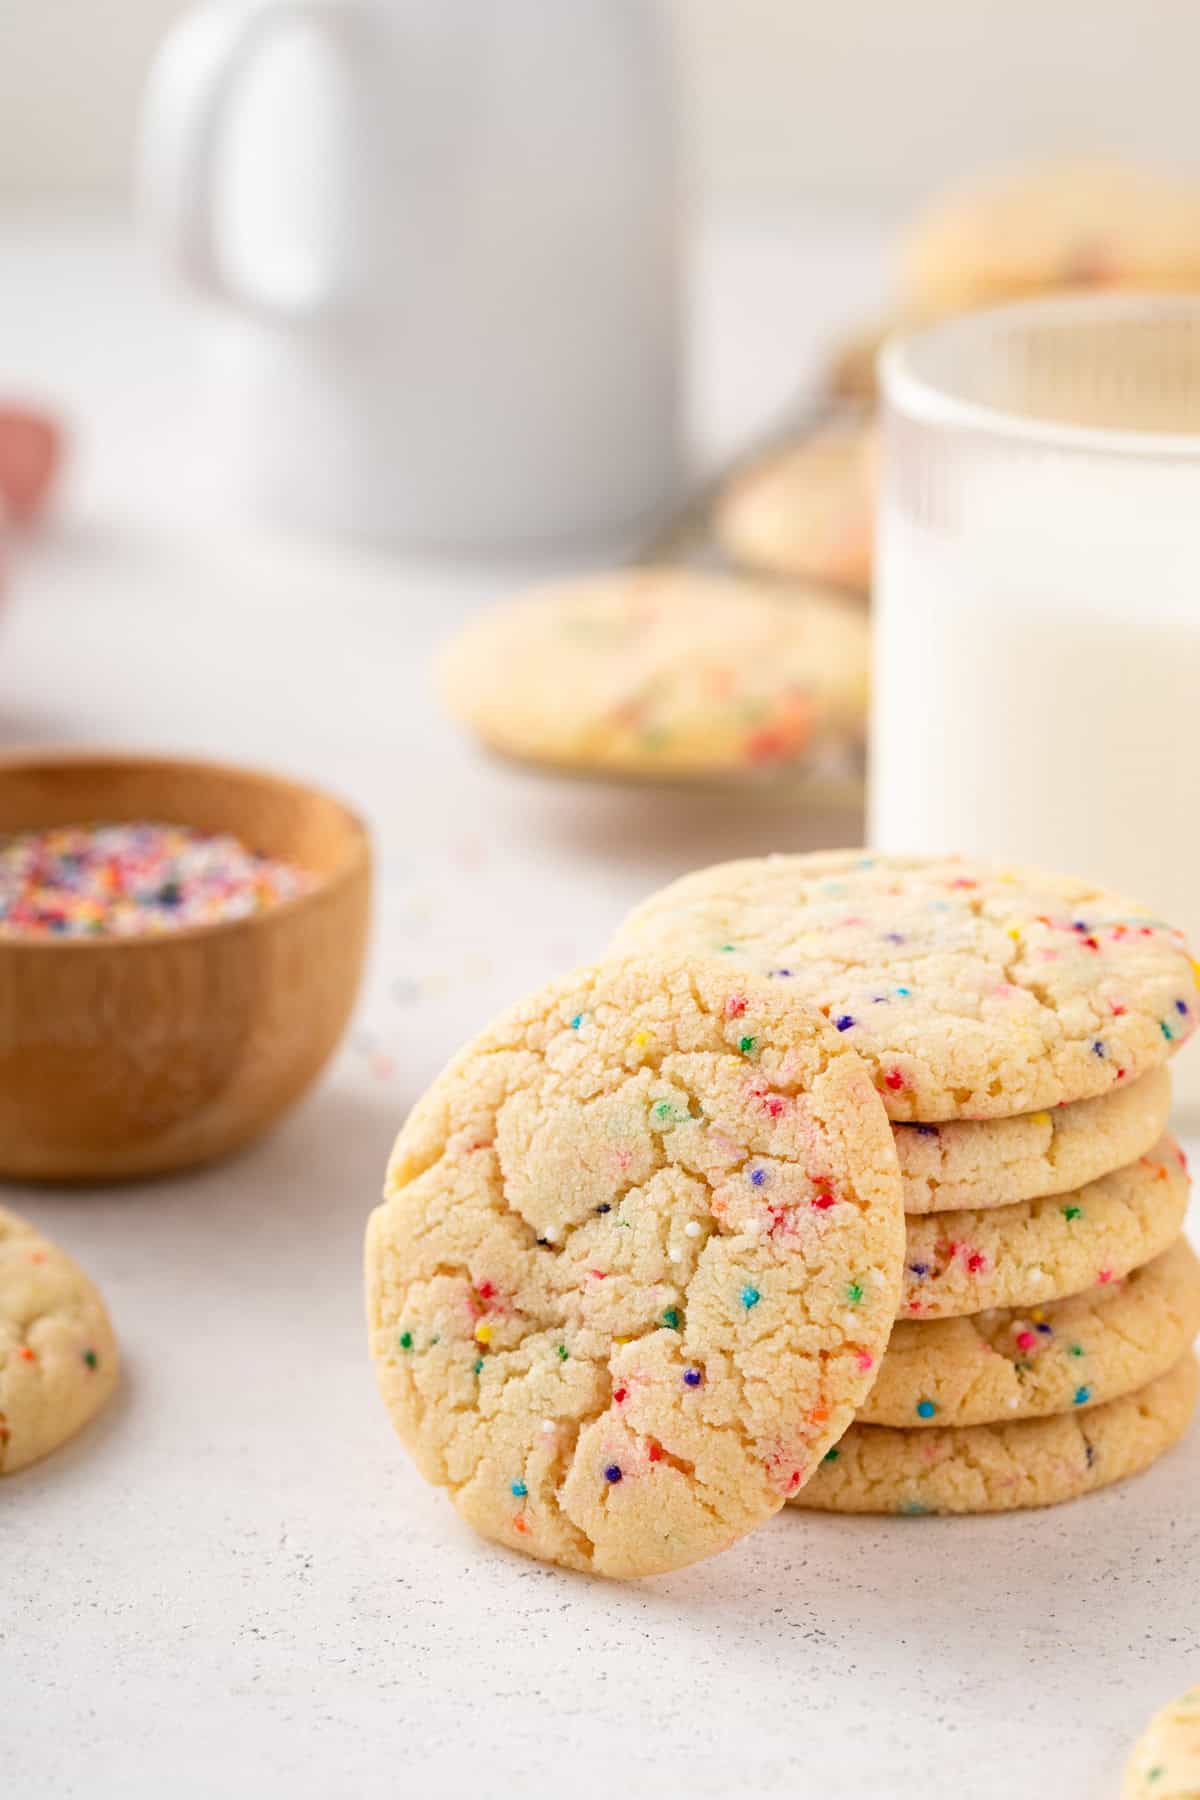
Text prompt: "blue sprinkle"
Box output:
[[885, 932, 905, 945], [1177, 999, 1190, 1016], [1091, 1039, 1106, 1057], [835, 1014, 855, 1032], [768, 967, 793, 978], [899, 1500, 931, 1516], [595, 1203, 611, 1214], [916, 1399, 936, 1419], [740, 1286, 761, 1310], [683, 1368, 702, 1388], [604, 1464, 622, 1483], [1073, 1387, 1091, 1407], [511, 1480, 528, 1497], [908, 1261, 930, 1279], [749, 1168, 767, 1187], [1072, 920, 1089, 932], [914, 1124, 938, 1138], [895, 986, 911, 997], [1036, 1322, 1053, 1335], [570, 1014, 583, 1029]]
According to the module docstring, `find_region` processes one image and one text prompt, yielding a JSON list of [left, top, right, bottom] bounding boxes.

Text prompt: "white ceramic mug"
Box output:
[[139, 0, 683, 547]]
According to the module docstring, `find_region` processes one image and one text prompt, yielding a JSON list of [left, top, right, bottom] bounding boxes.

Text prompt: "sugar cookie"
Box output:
[[366, 957, 905, 1577], [612, 851, 1199, 1121]]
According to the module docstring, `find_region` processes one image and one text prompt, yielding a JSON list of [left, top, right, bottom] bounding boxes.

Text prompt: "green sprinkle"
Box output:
[[717, 943, 737, 954], [1062, 1205, 1082, 1221], [662, 1308, 680, 1330], [511, 1480, 528, 1498], [556, 1344, 568, 1361], [473, 1359, 484, 1375], [1067, 1343, 1085, 1357], [429, 1335, 439, 1346], [398, 1331, 414, 1350], [823, 1447, 839, 1462], [652, 1100, 676, 1121], [895, 986, 911, 996], [1148, 1766, 1165, 1784], [740, 1286, 761, 1310], [1161, 1020, 1175, 1041], [845, 1281, 864, 1306], [738, 1035, 757, 1056], [82, 1348, 98, 1370], [899, 1500, 931, 1516]]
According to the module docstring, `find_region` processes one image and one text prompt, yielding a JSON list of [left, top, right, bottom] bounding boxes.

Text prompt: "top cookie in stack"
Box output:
[[610, 852, 1197, 1123]]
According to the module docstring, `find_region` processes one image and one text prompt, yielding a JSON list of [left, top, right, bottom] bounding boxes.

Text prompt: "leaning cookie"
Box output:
[[612, 851, 1200, 1121], [1124, 1684, 1200, 1799], [901, 1139, 1188, 1319], [438, 568, 868, 780], [366, 957, 905, 1577], [897, 1066, 1170, 1214], [1, 1208, 118, 1474], [714, 428, 875, 594], [791, 1353, 1197, 1515], [864, 1239, 1200, 1428]]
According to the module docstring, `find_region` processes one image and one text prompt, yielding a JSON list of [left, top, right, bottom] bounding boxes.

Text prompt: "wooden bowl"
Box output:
[[0, 750, 371, 1182]]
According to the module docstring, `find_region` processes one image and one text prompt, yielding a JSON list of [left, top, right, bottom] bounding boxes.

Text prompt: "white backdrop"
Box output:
[[3, 0, 1200, 218]]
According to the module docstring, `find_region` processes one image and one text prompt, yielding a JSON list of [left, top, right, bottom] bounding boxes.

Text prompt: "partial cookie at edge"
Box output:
[[1, 1207, 119, 1475]]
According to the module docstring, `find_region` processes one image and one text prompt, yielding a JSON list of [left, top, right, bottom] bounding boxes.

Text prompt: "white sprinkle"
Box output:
[[667, 1245, 682, 1263], [684, 1220, 702, 1238], [1030, 1266, 1049, 1285], [1007, 1396, 1020, 1409], [744, 1218, 761, 1236], [540, 1419, 557, 1435]]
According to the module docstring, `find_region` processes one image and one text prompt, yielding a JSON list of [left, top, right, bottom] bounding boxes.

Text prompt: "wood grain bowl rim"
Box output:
[[0, 747, 371, 953]]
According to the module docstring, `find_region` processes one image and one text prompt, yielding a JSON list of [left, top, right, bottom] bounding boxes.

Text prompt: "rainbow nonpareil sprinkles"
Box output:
[[0, 822, 313, 939]]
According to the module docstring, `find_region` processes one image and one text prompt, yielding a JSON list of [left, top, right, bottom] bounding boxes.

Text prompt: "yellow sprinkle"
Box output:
[[1030, 1308, 1046, 1324], [632, 1031, 651, 1049], [1006, 926, 1022, 941], [1031, 1112, 1052, 1128], [473, 1321, 493, 1345], [615, 1336, 631, 1347], [1192, 958, 1200, 990]]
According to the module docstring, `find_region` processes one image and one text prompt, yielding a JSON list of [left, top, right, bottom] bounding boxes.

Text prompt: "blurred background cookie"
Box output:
[[714, 426, 875, 594], [901, 156, 1200, 318], [438, 567, 868, 781]]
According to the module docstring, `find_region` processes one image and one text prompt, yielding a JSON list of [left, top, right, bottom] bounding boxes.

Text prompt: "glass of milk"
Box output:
[[871, 294, 1200, 1114]]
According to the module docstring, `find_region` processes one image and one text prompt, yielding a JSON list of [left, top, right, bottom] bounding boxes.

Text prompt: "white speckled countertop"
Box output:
[[3, 224, 1197, 1800]]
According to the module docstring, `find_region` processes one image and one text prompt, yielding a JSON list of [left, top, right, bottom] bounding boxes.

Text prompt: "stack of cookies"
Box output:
[[366, 851, 1198, 1579], [611, 852, 1200, 1519]]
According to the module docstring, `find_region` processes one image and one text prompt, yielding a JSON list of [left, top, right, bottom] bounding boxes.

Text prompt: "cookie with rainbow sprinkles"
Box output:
[[438, 568, 867, 780], [365, 957, 905, 1577], [863, 1238, 1200, 1428], [611, 852, 1200, 1121], [792, 1353, 1197, 1516]]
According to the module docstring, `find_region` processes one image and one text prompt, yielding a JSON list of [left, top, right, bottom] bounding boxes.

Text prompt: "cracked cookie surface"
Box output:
[[896, 1066, 1170, 1213], [612, 851, 1198, 1120], [438, 568, 868, 779], [366, 957, 905, 1577], [865, 1238, 1200, 1427], [792, 1353, 1197, 1514], [1124, 1684, 1200, 1799], [0, 1207, 118, 1474], [900, 1138, 1187, 1318]]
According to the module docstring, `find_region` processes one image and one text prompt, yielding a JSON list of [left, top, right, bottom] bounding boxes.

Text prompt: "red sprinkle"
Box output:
[[613, 1387, 628, 1404], [725, 996, 747, 1019], [884, 1070, 905, 1092]]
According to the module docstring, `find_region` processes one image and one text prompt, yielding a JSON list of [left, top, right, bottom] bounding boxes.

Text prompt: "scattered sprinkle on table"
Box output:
[[0, 823, 313, 939]]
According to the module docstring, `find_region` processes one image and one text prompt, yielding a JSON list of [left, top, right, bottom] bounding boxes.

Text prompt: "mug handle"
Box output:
[[139, 0, 366, 324]]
